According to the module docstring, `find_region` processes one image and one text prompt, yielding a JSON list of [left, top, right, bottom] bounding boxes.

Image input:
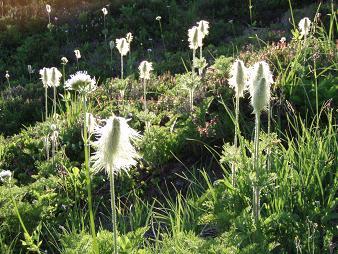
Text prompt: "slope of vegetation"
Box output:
[[0, 0, 337, 253]]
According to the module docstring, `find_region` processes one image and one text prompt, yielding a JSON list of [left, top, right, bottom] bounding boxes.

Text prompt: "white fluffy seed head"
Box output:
[[250, 61, 274, 86], [298, 17, 311, 37], [102, 7, 108, 16], [40, 67, 50, 88], [0, 170, 12, 182], [61, 57, 68, 65], [250, 77, 270, 114], [50, 67, 62, 87], [228, 59, 248, 97], [197, 20, 209, 38], [138, 61, 153, 80], [249, 61, 273, 114], [116, 38, 130, 56], [64, 71, 97, 94], [188, 26, 202, 50], [126, 32, 133, 43], [74, 49, 81, 59], [92, 116, 141, 175], [46, 4, 51, 13]]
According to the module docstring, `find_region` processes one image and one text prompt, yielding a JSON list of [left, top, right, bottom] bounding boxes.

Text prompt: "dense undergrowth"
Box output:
[[0, 0, 337, 253]]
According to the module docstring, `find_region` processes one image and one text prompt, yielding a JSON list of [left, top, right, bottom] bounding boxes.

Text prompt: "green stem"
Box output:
[[109, 165, 118, 254], [199, 45, 202, 59], [253, 112, 261, 224], [249, 0, 253, 25], [267, 101, 271, 172], [288, 0, 296, 31], [83, 97, 98, 254], [313, 58, 319, 127], [159, 21, 166, 53]]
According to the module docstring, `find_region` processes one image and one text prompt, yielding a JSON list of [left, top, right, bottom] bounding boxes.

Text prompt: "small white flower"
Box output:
[[138, 61, 153, 80], [280, 37, 286, 43], [40, 67, 51, 88], [50, 67, 62, 87], [46, 4, 51, 13], [197, 20, 209, 38], [5, 70, 10, 79], [126, 32, 133, 43], [188, 26, 202, 50], [116, 38, 130, 56], [74, 49, 81, 59], [92, 116, 141, 174], [298, 17, 311, 37], [102, 7, 108, 16], [228, 59, 248, 98], [61, 57, 68, 65], [156, 16, 162, 21], [64, 71, 97, 94], [0, 170, 12, 182]]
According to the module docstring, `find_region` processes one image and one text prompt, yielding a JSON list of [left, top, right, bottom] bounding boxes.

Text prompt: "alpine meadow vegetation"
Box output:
[[0, 1, 337, 253]]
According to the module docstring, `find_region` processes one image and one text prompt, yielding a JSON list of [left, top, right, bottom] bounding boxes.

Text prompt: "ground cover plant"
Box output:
[[0, 0, 337, 253]]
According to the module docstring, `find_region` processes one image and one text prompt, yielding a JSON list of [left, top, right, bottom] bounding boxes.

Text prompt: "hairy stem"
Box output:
[[110, 166, 118, 254], [253, 112, 261, 224]]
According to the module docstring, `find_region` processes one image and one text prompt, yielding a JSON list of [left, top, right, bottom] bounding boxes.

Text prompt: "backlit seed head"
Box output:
[[46, 4, 51, 13], [228, 59, 248, 97], [197, 20, 209, 38], [249, 61, 273, 113], [61, 57, 68, 65], [138, 61, 153, 80], [250, 77, 270, 114], [74, 49, 81, 59], [126, 32, 133, 43], [298, 17, 311, 37], [116, 38, 130, 56], [102, 7, 108, 16], [40, 67, 51, 88], [50, 67, 62, 87], [188, 26, 202, 50], [92, 116, 141, 175]]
